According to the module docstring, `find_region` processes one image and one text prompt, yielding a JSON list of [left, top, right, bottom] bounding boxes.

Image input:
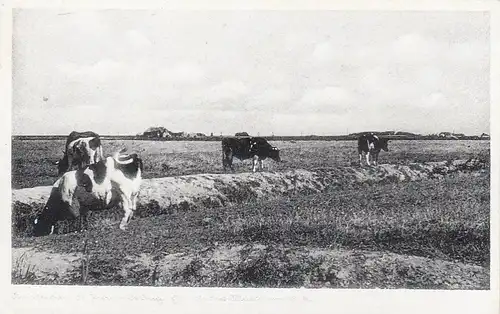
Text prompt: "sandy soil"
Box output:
[[12, 243, 488, 289]]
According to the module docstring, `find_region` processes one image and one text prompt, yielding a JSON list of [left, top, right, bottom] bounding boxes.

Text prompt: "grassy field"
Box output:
[[11, 139, 490, 288], [11, 139, 489, 189]]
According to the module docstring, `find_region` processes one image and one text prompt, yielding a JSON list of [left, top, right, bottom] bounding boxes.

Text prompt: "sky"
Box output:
[[12, 10, 490, 136]]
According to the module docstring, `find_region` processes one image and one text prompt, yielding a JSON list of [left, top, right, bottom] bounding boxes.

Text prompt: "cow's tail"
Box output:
[[137, 156, 144, 172], [112, 148, 128, 160], [113, 149, 142, 167], [113, 151, 143, 174]]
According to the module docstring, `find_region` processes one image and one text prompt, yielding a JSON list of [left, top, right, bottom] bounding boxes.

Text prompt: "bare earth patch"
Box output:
[[12, 247, 82, 283], [12, 244, 488, 289]]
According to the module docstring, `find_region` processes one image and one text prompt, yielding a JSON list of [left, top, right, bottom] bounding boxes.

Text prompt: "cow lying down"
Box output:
[[33, 150, 143, 236]]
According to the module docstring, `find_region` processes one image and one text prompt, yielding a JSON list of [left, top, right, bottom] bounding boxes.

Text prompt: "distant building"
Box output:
[[142, 127, 210, 139], [186, 132, 206, 138], [438, 132, 465, 139], [480, 133, 490, 139], [170, 131, 186, 138], [143, 127, 169, 138], [235, 132, 250, 137]]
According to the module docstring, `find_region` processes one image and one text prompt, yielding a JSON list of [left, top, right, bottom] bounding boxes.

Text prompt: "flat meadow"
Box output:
[[11, 139, 489, 189], [11, 139, 491, 288]]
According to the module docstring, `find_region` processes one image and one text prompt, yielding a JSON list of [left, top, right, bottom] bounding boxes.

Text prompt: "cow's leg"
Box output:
[[119, 203, 133, 230], [373, 153, 379, 166], [88, 149, 96, 164], [222, 151, 230, 172], [131, 192, 139, 213], [224, 150, 235, 172], [252, 155, 259, 173], [229, 153, 235, 171], [359, 153, 363, 166], [366, 152, 371, 166], [119, 192, 134, 230], [259, 159, 264, 172], [127, 192, 139, 223], [67, 154, 73, 172], [104, 191, 113, 208]]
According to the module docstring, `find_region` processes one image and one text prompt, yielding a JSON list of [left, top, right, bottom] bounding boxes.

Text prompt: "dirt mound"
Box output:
[[124, 244, 488, 289], [12, 159, 487, 237], [12, 244, 488, 289]]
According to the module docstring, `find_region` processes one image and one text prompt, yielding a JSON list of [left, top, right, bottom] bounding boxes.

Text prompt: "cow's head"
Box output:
[[379, 138, 389, 152], [73, 142, 92, 168], [33, 187, 67, 237], [33, 209, 54, 237], [269, 146, 281, 162]]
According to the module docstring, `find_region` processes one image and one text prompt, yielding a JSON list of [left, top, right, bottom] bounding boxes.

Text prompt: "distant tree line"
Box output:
[[12, 129, 490, 141]]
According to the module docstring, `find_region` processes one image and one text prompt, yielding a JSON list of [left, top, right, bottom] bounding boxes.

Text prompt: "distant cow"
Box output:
[[34, 149, 143, 236], [357, 133, 389, 166], [55, 131, 104, 175], [222, 137, 281, 172]]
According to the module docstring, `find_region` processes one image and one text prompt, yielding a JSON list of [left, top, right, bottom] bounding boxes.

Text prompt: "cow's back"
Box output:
[[250, 137, 272, 148], [66, 131, 100, 147], [222, 136, 253, 158]]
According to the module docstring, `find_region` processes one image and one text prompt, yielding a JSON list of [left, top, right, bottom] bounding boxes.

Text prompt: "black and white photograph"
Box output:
[[5, 2, 498, 308]]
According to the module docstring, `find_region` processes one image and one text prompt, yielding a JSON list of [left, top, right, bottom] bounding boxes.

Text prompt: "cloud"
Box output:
[[421, 92, 449, 108], [449, 41, 489, 70], [296, 86, 354, 113], [167, 63, 205, 83], [58, 59, 124, 82], [65, 11, 110, 35], [125, 30, 152, 47], [206, 80, 249, 103], [12, 10, 490, 135], [249, 88, 292, 112], [310, 42, 336, 65]]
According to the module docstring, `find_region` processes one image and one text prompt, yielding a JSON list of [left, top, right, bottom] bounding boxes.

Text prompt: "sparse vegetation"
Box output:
[[12, 252, 37, 284], [11, 139, 490, 288], [11, 139, 489, 189]]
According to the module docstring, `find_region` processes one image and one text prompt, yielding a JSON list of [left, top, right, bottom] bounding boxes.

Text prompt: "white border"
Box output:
[[1, 1, 499, 313]]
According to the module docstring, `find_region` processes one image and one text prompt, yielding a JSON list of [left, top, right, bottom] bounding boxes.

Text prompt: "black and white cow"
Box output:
[[357, 133, 389, 166], [222, 136, 281, 172], [55, 131, 104, 175], [34, 150, 143, 236]]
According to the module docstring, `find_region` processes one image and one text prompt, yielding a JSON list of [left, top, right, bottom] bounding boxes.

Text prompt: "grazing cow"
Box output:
[[55, 131, 104, 175], [34, 150, 143, 236], [222, 136, 281, 172], [357, 133, 389, 166]]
